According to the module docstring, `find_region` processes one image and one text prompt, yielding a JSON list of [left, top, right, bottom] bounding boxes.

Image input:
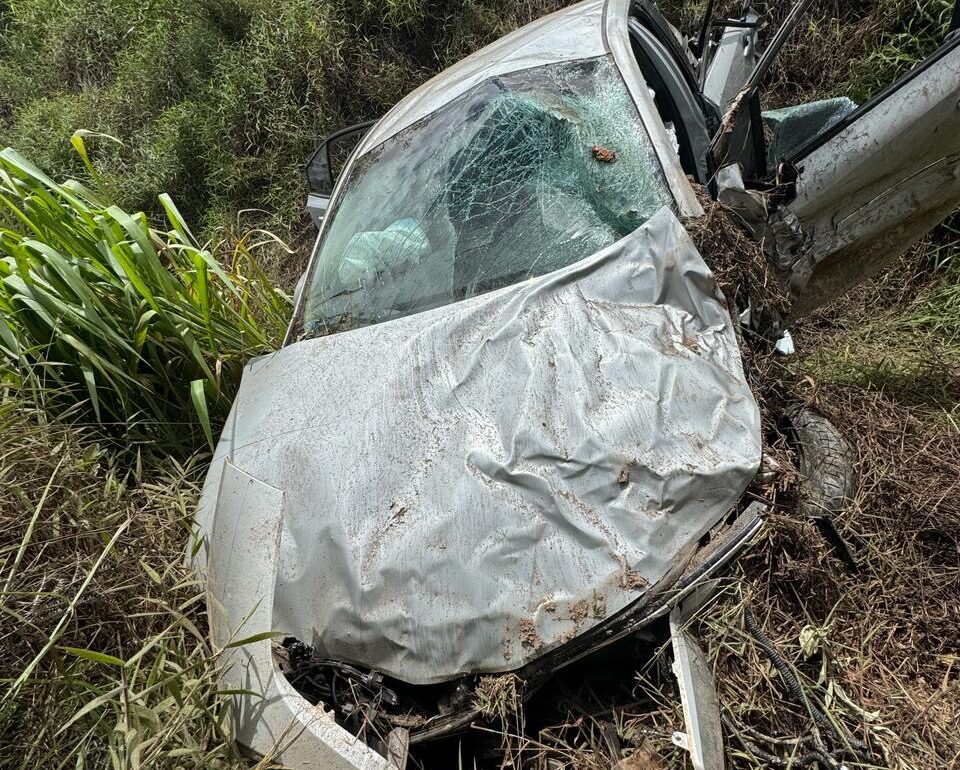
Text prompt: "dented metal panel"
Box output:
[[207, 462, 390, 770], [777, 38, 960, 317], [196, 208, 760, 685]]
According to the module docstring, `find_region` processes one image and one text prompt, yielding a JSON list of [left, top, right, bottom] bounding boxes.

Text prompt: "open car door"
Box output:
[[768, 32, 960, 317]]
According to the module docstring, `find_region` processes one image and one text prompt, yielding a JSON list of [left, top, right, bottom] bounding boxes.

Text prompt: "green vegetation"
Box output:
[[0, 403, 240, 768], [0, 0, 956, 768], [665, 0, 957, 106], [801, 233, 960, 424], [848, 0, 959, 100], [0, 142, 289, 451], [0, 0, 564, 274]]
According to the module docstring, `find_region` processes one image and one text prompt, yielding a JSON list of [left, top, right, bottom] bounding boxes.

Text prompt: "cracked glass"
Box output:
[[298, 55, 674, 338]]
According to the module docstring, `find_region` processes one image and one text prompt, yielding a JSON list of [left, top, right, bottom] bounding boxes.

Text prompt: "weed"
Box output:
[[0, 143, 290, 452], [0, 401, 244, 769]]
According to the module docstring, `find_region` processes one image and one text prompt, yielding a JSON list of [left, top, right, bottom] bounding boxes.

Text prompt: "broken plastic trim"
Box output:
[[670, 583, 726, 770]]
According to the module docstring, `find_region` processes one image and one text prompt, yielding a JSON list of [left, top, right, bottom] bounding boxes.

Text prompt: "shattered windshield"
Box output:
[[298, 56, 673, 337]]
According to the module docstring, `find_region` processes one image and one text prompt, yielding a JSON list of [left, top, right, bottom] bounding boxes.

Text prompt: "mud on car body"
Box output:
[[191, 1, 960, 767]]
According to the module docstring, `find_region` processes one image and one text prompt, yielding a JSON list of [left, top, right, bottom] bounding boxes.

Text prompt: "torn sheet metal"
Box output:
[[196, 208, 760, 685]]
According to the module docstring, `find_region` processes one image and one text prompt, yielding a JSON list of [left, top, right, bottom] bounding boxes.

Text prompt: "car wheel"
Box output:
[[790, 408, 857, 518], [787, 407, 859, 566]]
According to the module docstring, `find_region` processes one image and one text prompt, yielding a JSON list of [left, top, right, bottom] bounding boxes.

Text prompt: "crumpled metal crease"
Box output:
[[196, 207, 761, 684]]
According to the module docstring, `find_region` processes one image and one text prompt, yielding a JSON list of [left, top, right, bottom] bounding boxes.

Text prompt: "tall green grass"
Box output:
[[0, 140, 290, 451], [848, 0, 958, 102], [0, 0, 568, 265]]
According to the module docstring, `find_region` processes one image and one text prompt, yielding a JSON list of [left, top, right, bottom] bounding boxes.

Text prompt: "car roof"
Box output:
[[355, 0, 608, 155]]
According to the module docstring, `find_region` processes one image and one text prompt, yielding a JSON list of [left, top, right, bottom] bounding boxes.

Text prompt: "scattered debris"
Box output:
[[592, 592, 607, 620], [519, 618, 543, 650], [685, 183, 790, 333], [474, 674, 523, 720], [591, 144, 618, 163], [770, 158, 804, 206], [613, 741, 666, 770], [620, 568, 650, 591], [277, 637, 403, 739]]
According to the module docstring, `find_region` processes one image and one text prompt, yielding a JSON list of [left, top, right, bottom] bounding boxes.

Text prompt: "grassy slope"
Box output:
[[0, 0, 568, 282], [0, 405, 237, 769], [0, 0, 957, 768]]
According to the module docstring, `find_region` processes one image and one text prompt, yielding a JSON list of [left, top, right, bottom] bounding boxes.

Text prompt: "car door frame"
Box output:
[[768, 31, 960, 317]]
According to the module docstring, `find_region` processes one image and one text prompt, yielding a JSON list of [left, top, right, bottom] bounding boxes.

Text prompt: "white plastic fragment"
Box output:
[[669, 586, 726, 770], [775, 329, 795, 356]]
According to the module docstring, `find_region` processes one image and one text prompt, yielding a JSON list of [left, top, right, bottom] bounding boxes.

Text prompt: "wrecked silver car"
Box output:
[[192, 0, 960, 767]]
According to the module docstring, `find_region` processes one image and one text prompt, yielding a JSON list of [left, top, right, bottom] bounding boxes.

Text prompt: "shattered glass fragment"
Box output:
[[763, 96, 857, 166]]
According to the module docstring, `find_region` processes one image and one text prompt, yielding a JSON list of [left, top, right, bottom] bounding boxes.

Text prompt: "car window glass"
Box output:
[[762, 96, 857, 166], [298, 55, 673, 338]]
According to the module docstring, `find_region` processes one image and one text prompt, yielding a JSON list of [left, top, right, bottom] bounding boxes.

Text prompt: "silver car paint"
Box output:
[[198, 207, 761, 684], [206, 462, 391, 770]]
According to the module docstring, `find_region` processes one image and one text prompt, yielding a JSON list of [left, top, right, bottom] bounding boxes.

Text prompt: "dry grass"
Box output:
[[685, 184, 790, 333], [0, 402, 242, 769], [696, 372, 960, 769]]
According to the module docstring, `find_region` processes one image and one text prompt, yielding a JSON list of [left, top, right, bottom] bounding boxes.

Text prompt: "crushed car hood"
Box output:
[[196, 208, 761, 684]]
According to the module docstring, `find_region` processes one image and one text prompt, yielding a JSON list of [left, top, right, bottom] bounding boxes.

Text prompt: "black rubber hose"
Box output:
[[721, 714, 838, 768], [743, 608, 869, 754]]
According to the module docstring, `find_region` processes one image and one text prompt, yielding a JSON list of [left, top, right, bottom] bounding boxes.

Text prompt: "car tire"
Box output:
[[787, 408, 859, 567], [789, 408, 857, 520]]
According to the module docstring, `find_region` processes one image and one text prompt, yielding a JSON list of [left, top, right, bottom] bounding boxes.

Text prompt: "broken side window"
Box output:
[[299, 55, 674, 338], [762, 96, 858, 167]]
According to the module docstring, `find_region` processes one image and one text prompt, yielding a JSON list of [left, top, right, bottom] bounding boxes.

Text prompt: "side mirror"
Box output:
[[305, 120, 377, 228], [305, 119, 377, 198]]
